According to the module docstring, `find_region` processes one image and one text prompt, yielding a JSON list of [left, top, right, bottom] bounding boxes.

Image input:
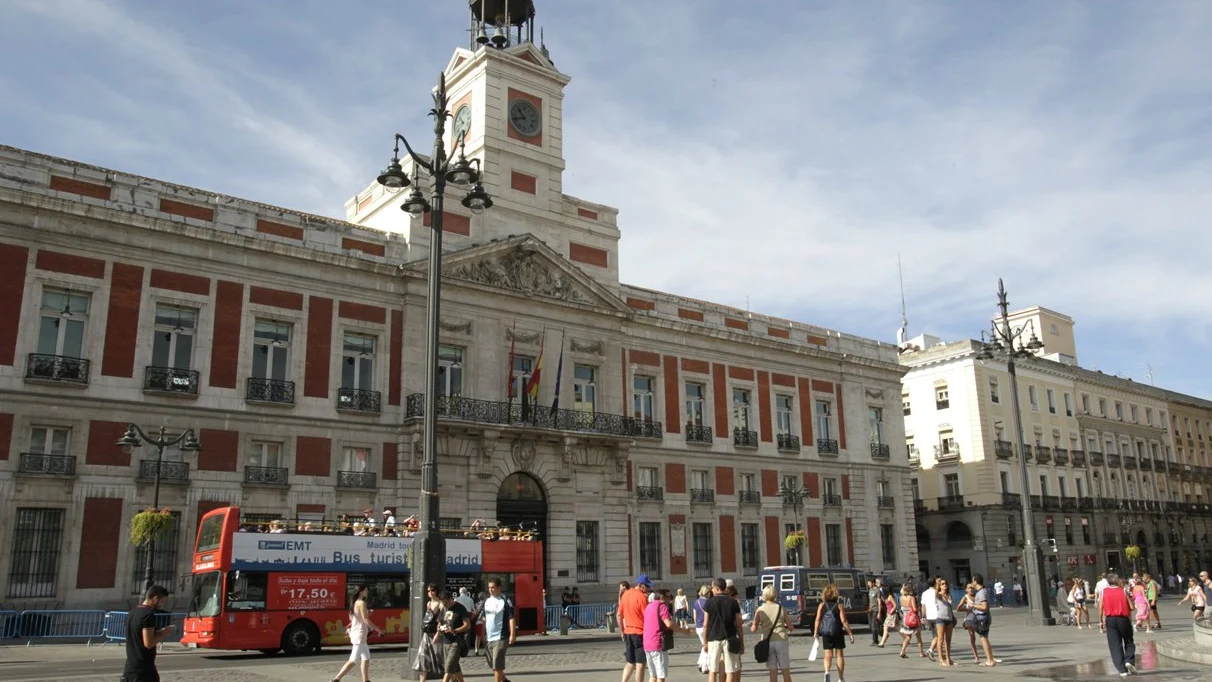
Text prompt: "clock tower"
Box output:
[[348, 0, 622, 291]]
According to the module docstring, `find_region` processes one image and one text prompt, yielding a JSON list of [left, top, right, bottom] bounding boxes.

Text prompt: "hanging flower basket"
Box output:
[[130, 508, 174, 546], [1124, 545, 1143, 562], [784, 530, 806, 551]]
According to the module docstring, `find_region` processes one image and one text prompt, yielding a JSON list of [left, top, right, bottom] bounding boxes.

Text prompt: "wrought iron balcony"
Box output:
[[936, 398, 950, 410], [17, 453, 76, 476], [913, 498, 927, 513], [1088, 451, 1105, 466], [937, 495, 965, 511], [25, 353, 89, 384], [1022, 444, 1033, 461], [1071, 451, 1086, 467], [1138, 457, 1152, 471], [1079, 497, 1095, 510], [403, 393, 661, 439], [994, 440, 1014, 459], [686, 423, 713, 444], [822, 493, 842, 507], [635, 485, 664, 501], [336, 470, 377, 489], [247, 377, 295, 404], [243, 465, 288, 486], [1107, 454, 1121, 468], [782, 491, 806, 508], [870, 442, 891, 460], [1001, 492, 1021, 508], [1036, 448, 1053, 464], [733, 429, 759, 448], [690, 488, 715, 504], [1053, 448, 1069, 465], [738, 490, 761, 505], [877, 495, 895, 509], [1123, 456, 1137, 470], [627, 420, 664, 439], [338, 387, 381, 413], [934, 444, 960, 461], [143, 366, 200, 395], [139, 459, 190, 482], [1060, 496, 1077, 511], [1153, 458, 1167, 472], [777, 433, 801, 452], [817, 438, 839, 455]]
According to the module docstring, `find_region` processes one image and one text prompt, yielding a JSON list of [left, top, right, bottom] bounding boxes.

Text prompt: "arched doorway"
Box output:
[[497, 471, 549, 581]]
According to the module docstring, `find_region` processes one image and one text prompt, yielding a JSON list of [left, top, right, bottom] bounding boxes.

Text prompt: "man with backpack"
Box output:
[[814, 584, 855, 682]]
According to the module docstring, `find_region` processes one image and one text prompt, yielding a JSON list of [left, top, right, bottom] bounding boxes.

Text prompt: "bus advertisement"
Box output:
[[181, 506, 545, 655]]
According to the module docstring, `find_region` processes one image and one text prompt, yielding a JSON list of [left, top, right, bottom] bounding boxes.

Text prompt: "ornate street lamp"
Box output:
[[116, 424, 202, 590], [375, 72, 494, 658], [975, 278, 1053, 625]]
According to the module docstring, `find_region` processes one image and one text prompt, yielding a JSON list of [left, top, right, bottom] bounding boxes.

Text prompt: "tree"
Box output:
[[129, 507, 175, 547], [1124, 545, 1143, 573]]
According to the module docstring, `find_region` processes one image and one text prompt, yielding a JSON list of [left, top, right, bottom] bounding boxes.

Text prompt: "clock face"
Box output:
[[507, 99, 542, 137], [452, 105, 472, 143]]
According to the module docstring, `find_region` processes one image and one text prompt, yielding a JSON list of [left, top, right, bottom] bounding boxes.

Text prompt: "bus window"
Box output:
[[779, 574, 795, 592], [226, 571, 268, 611], [831, 573, 855, 590], [807, 573, 830, 590], [197, 514, 225, 553], [188, 570, 223, 618], [348, 574, 410, 609]]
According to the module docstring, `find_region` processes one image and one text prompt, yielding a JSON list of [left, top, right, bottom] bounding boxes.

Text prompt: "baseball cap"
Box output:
[[635, 573, 653, 588]]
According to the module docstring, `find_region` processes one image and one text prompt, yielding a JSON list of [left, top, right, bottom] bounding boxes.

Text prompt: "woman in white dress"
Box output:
[[332, 585, 384, 682]]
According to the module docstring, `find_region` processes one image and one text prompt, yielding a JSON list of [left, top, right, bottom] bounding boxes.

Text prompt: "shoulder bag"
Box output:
[[753, 605, 781, 663]]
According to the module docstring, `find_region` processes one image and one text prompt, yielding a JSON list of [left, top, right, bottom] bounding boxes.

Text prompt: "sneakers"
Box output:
[[1120, 673, 1129, 679], [1125, 662, 1138, 675]]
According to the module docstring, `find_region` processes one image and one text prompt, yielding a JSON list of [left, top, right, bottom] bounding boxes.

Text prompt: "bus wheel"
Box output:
[[281, 620, 320, 656]]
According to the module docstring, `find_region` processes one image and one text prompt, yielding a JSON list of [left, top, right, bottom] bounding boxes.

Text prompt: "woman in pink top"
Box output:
[[1131, 581, 1150, 632], [642, 589, 690, 682]]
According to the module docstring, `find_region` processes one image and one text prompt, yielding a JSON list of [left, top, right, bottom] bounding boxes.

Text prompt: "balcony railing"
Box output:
[[25, 353, 90, 384], [338, 387, 382, 413], [1022, 444, 1033, 461], [738, 490, 761, 505], [1123, 456, 1137, 470], [17, 453, 76, 476], [1072, 451, 1087, 467], [1138, 457, 1152, 471], [1053, 448, 1069, 465], [994, 440, 1014, 459], [777, 433, 801, 452], [817, 438, 840, 455], [1089, 451, 1104, 466], [1078, 497, 1095, 510], [822, 493, 842, 507], [937, 495, 965, 511], [243, 465, 288, 486], [247, 377, 295, 405], [636, 486, 664, 501], [336, 470, 377, 489], [877, 495, 895, 509], [139, 459, 190, 482], [936, 399, 950, 410], [690, 488, 715, 504], [686, 424, 713, 444], [403, 393, 662, 438], [913, 498, 927, 513], [143, 366, 200, 395], [934, 444, 960, 461], [1036, 446, 1053, 464], [733, 429, 759, 448], [1001, 492, 1021, 508], [870, 443, 891, 460], [1107, 454, 1121, 468], [1152, 458, 1166, 472], [627, 420, 664, 439]]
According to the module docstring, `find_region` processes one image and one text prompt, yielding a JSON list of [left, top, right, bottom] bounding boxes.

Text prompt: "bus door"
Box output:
[[513, 572, 544, 633]]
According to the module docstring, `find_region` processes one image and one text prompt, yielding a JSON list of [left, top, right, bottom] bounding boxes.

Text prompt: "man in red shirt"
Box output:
[[1098, 573, 1137, 678], [618, 574, 653, 682]]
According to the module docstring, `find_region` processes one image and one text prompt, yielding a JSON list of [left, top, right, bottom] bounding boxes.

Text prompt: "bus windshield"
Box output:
[[188, 570, 223, 618], [197, 514, 224, 554]]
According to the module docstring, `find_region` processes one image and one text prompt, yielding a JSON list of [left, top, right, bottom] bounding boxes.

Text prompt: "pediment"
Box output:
[[415, 235, 631, 314]]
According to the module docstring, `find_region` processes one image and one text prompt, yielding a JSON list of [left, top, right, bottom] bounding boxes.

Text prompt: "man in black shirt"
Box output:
[[438, 590, 471, 682], [701, 577, 743, 682], [124, 585, 174, 682]]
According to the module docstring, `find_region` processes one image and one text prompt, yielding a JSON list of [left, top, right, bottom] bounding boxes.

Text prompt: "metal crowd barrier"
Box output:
[[545, 602, 615, 632], [0, 610, 19, 639], [15, 610, 107, 644], [101, 611, 186, 645]]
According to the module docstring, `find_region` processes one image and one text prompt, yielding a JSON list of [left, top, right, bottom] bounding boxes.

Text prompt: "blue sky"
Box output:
[[3, 0, 1211, 398]]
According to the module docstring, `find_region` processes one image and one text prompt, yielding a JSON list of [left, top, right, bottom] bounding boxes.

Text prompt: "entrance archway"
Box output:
[[497, 472, 549, 583]]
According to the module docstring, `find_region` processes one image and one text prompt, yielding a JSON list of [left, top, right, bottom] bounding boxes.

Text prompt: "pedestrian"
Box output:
[[412, 584, 445, 682], [481, 578, 516, 682], [866, 578, 882, 646], [643, 589, 690, 682], [896, 584, 926, 659], [1130, 578, 1150, 632], [673, 587, 690, 628], [332, 584, 385, 682], [751, 585, 793, 682], [957, 583, 980, 663], [1095, 571, 1110, 608], [454, 587, 476, 651], [920, 576, 938, 661], [701, 577, 743, 682], [993, 579, 1004, 608], [932, 578, 956, 667], [437, 590, 471, 682], [969, 574, 999, 666], [1099, 573, 1137, 678], [618, 575, 652, 682], [561, 587, 572, 610], [812, 584, 853, 682], [1179, 576, 1207, 620], [122, 585, 174, 682], [1145, 573, 1162, 630], [693, 584, 711, 673], [1013, 580, 1023, 606], [1069, 577, 1089, 629], [877, 590, 898, 647]]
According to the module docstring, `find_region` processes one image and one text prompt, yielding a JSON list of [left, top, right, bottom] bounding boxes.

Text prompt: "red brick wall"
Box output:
[[197, 429, 238, 472], [628, 349, 660, 366], [662, 355, 680, 433], [296, 503, 326, 515], [86, 420, 130, 467], [626, 297, 654, 311], [340, 238, 387, 258], [570, 243, 608, 268], [101, 263, 144, 377], [804, 472, 820, 499], [811, 379, 834, 394], [76, 498, 123, 588], [677, 308, 704, 322], [337, 301, 386, 324], [35, 250, 105, 278], [807, 517, 823, 566], [0, 244, 28, 365], [510, 171, 537, 194], [841, 474, 850, 500], [757, 371, 773, 442], [665, 463, 685, 494], [149, 269, 210, 296], [715, 466, 734, 496], [388, 310, 403, 406], [761, 469, 777, 496], [209, 281, 244, 389], [668, 514, 686, 575], [798, 378, 814, 442], [0, 412, 12, 460], [304, 297, 333, 398], [724, 317, 749, 331], [719, 516, 736, 572], [681, 358, 709, 374], [712, 363, 728, 436], [49, 175, 111, 200], [764, 516, 781, 565], [772, 373, 794, 387], [845, 518, 855, 565], [767, 327, 790, 339], [422, 211, 471, 237], [295, 436, 331, 477], [577, 208, 598, 220], [728, 366, 754, 381], [250, 286, 303, 311], [836, 384, 848, 449], [382, 442, 397, 481], [256, 219, 304, 240], [160, 198, 214, 222]]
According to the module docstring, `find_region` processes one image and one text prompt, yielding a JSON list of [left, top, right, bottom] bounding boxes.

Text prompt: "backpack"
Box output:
[[819, 602, 842, 637]]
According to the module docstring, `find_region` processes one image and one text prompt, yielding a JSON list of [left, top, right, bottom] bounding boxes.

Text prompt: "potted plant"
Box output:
[[129, 507, 175, 546], [1124, 544, 1143, 572], [784, 530, 806, 551]]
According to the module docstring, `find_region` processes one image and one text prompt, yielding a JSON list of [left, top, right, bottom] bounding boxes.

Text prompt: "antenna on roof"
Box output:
[[896, 254, 909, 349], [746, 295, 752, 319], [1145, 363, 1155, 386]]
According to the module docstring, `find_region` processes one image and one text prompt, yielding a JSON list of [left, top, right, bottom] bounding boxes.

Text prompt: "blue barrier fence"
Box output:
[[0, 610, 187, 645], [544, 603, 615, 631], [0, 611, 19, 639]]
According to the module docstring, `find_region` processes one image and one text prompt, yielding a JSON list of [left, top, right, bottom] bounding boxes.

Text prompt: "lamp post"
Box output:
[[975, 278, 1053, 625], [116, 424, 202, 591], [374, 72, 493, 663], [779, 480, 809, 565]]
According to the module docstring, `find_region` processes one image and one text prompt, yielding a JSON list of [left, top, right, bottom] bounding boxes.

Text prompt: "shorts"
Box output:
[[442, 641, 463, 674], [706, 639, 742, 674], [974, 620, 990, 638], [644, 650, 668, 679], [935, 618, 955, 628], [623, 634, 645, 664], [485, 640, 508, 671], [821, 633, 846, 650], [347, 639, 370, 662], [766, 640, 790, 669], [1075, 599, 1085, 606]]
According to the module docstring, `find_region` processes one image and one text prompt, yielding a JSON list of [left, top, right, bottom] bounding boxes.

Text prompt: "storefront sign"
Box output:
[[268, 573, 346, 610]]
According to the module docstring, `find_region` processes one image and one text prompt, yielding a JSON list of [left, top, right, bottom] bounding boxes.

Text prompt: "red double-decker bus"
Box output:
[[181, 506, 545, 655]]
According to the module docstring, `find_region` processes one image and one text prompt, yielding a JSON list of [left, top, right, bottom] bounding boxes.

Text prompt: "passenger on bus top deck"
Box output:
[[383, 508, 396, 528]]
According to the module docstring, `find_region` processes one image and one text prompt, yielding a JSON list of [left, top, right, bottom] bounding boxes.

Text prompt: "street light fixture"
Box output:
[[975, 278, 1053, 626], [374, 72, 494, 660], [116, 424, 202, 591], [779, 479, 809, 565]]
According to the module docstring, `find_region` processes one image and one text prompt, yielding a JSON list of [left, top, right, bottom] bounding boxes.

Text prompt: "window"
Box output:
[[151, 305, 197, 369], [342, 333, 377, 391], [740, 473, 756, 492], [342, 447, 370, 472], [1058, 477, 1068, 498], [1046, 519, 1055, 541], [36, 289, 90, 358], [1008, 516, 1017, 547], [1081, 518, 1091, 545], [29, 425, 70, 456], [935, 386, 949, 409], [732, 389, 752, 430], [868, 407, 884, 444], [1114, 402, 1123, 420], [1145, 407, 1153, 425], [815, 401, 832, 440], [510, 356, 533, 402], [1098, 398, 1107, 416], [910, 478, 920, 500], [741, 523, 760, 572], [1000, 471, 1010, 493], [1130, 405, 1138, 423], [637, 466, 659, 489], [436, 345, 461, 397], [8, 508, 65, 598], [880, 524, 896, 570], [131, 511, 181, 593], [1039, 475, 1049, 496], [633, 376, 655, 422], [989, 378, 1000, 404], [824, 477, 839, 499], [1046, 389, 1056, 414], [225, 571, 270, 611], [249, 441, 282, 468], [685, 382, 706, 426], [572, 365, 595, 413], [575, 521, 599, 582], [785, 522, 800, 564], [1081, 394, 1090, 413], [638, 522, 662, 579], [252, 320, 291, 380], [944, 473, 960, 497], [825, 524, 843, 565], [939, 430, 955, 454], [1076, 478, 1085, 498], [1064, 393, 1073, 417], [691, 469, 710, 490], [902, 394, 911, 416], [776, 395, 794, 435], [877, 479, 891, 498], [692, 523, 713, 578], [1028, 385, 1038, 410]]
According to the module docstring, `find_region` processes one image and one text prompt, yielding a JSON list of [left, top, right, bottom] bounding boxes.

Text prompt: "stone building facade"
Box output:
[[0, 30, 914, 610]]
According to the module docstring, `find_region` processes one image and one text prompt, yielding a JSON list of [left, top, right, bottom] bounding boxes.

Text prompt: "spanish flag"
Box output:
[[524, 336, 544, 412]]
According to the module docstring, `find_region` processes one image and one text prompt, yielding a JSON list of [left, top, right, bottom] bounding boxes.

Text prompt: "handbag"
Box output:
[[753, 605, 781, 663], [660, 603, 675, 651], [727, 634, 742, 654], [904, 607, 921, 629]]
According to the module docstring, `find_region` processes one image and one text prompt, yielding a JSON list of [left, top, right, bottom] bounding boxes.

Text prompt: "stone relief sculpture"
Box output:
[[865, 388, 884, 400], [447, 243, 588, 303], [439, 318, 473, 334], [570, 339, 605, 356], [506, 327, 542, 344], [512, 439, 537, 472]]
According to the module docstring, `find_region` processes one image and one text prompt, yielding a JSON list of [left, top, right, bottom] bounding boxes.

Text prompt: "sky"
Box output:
[[3, 0, 1211, 398]]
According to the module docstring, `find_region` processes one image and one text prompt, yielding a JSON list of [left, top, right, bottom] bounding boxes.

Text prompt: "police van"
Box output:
[[757, 565, 871, 631]]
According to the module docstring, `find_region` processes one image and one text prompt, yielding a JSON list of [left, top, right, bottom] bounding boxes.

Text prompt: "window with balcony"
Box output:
[[1081, 518, 1091, 544], [1028, 385, 1039, 410], [741, 523, 759, 572], [690, 469, 713, 503], [692, 523, 713, 578], [989, 377, 1000, 404], [636, 466, 661, 500], [938, 430, 956, 457], [1047, 388, 1056, 414], [825, 523, 843, 565], [246, 441, 286, 485], [733, 389, 752, 430], [7, 508, 65, 598], [509, 356, 533, 403], [823, 477, 840, 506], [999, 471, 1010, 493], [1115, 402, 1124, 420], [633, 375, 656, 422], [935, 386, 949, 410], [1130, 405, 1138, 423], [944, 473, 961, 498], [338, 447, 374, 488], [436, 345, 462, 397], [576, 520, 599, 583], [1039, 475, 1049, 496], [572, 364, 595, 414], [868, 406, 884, 444], [1098, 398, 1107, 416], [776, 395, 794, 436], [816, 401, 833, 440], [252, 320, 291, 381], [1081, 394, 1090, 413], [902, 394, 911, 416], [880, 524, 896, 570], [638, 522, 662, 579], [31, 288, 91, 382], [147, 305, 198, 393], [740, 473, 756, 492], [1145, 407, 1153, 425], [1064, 393, 1074, 417], [686, 382, 706, 426], [785, 522, 800, 564]]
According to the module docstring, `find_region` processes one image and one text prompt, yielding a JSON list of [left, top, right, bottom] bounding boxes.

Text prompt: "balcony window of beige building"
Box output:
[[252, 320, 291, 381], [943, 473, 961, 497], [999, 471, 1011, 493], [29, 425, 70, 459], [938, 430, 956, 457], [1064, 393, 1074, 417], [1081, 394, 1090, 414], [685, 382, 706, 426], [815, 400, 833, 440], [935, 386, 949, 410], [1099, 398, 1107, 417], [151, 305, 197, 371], [1028, 385, 1039, 411], [343, 446, 370, 473], [341, 333, 377, 391], [1130, 405, 1138, 423], [989, 377, 1000, 404], [571, 364, 594, 413], [435, 344, 461, 397], [776, 395, 795, 437], [1047, 388, 1056, 414], [1115, 401, 1124, 420], [868, 406, 884, 445], [1145, 407, 1153, 425], [37, 288, 90, 360], [733, 388, 752, 431], [249, 441, 282, 469], [510, 356, 534, 403]]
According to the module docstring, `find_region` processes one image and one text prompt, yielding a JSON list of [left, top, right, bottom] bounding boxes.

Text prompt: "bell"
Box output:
[[490, 25, 507, 47], [475, 25, 489, 45]]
